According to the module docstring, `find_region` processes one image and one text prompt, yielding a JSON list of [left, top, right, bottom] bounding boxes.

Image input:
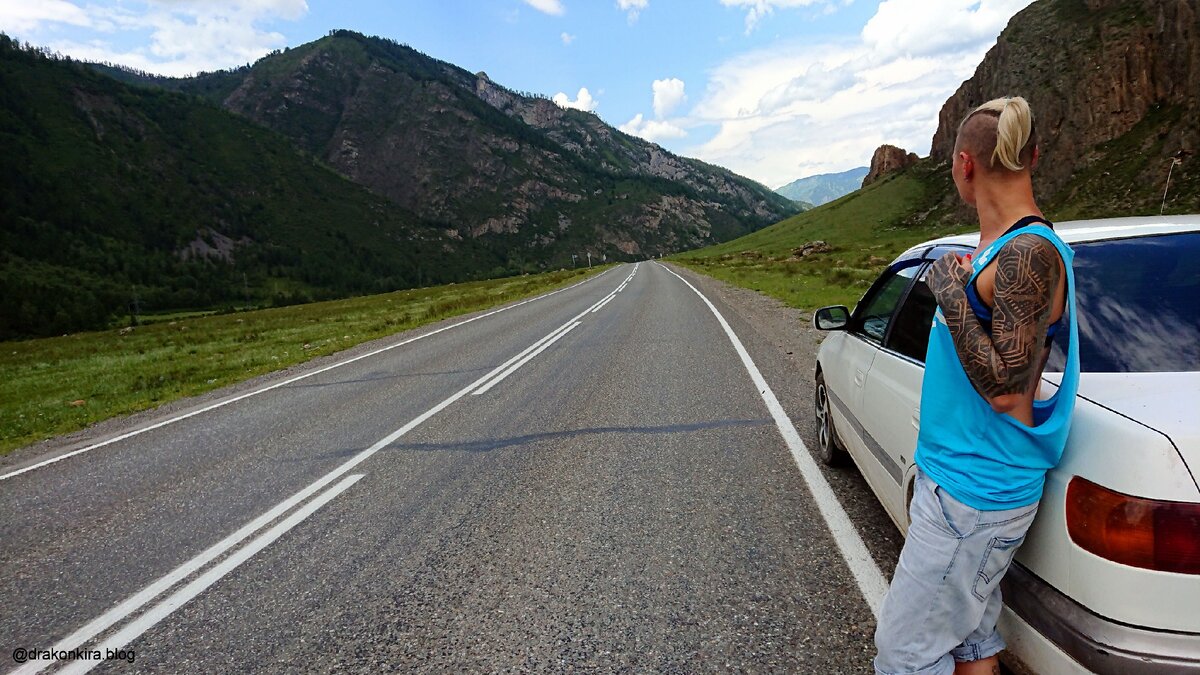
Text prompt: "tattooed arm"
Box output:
[[926, 234, 1062, 408]]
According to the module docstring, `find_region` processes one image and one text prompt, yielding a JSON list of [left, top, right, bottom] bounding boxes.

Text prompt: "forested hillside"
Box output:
[[0, 36, 499, 339]]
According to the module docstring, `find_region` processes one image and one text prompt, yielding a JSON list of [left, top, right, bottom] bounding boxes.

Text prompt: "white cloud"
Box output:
[[651, 77, 686, 118], [719, 0, 835, 34], [616, 0, 648, 21], [863, 0, 1035, 59], [561, 32, 575, 45], [0, 0, 92, 33], [5, 0, 310, 76], [619, 113, 687, 143], [687, 0, 1036, 186], [523, 0, 565, 16], [553, 87, 597, 111]]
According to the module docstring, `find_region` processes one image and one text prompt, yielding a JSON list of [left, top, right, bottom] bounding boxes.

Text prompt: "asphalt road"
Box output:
[[1, 262, 906, 673]]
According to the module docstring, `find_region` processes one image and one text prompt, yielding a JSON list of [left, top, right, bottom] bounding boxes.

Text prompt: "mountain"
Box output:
[[130, 31, 798, 265], [0, 36, 500, 339], [774, 167, 868, 206]]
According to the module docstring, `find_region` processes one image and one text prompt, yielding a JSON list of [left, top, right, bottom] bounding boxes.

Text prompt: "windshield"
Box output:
[[1046, 232, 1200, 373]]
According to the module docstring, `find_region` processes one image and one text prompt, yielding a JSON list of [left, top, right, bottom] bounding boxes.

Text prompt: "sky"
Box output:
[[0, 0, 1036, 189]]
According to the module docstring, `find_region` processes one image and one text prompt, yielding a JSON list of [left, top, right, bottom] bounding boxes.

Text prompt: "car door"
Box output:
[[860, 247, 964, 531], [859, 262, 940, 529], [832, 262, 922, 498]]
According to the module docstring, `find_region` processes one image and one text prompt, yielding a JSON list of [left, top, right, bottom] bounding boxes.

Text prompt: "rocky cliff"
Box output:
[[929, 0, 1199, 213]]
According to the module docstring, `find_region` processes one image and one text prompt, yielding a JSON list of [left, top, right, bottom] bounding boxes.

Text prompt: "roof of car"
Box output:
[[901, 215, 1200, 259]]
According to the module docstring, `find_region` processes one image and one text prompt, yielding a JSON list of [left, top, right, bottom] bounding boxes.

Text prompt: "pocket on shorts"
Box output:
[[932, 483, 979, 539], [972, 534, 1025, 602]]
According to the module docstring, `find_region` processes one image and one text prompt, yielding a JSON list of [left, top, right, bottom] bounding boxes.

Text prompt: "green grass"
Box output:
[[0, 265, 610, 456], [670, 169, 973, 312]]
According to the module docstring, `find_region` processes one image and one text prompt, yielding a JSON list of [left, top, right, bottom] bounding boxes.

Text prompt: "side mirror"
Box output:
[[813, 305, 850, 331]]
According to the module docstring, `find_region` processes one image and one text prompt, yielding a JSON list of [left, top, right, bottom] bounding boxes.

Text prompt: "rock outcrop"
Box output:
[[863, 145, 919, 187]]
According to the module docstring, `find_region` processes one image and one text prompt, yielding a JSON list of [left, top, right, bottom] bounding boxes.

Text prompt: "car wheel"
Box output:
[[814, 371, 846, 466]]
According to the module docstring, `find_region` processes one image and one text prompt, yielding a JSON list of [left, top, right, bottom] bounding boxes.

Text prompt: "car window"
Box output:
[[886, 264, 938, 362], [1045, 232, 1200, 373], [855, 265, 919, 343]]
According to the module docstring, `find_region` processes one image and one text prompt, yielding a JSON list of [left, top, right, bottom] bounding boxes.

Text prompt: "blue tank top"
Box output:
[[914, 222, 1080, 511], [965, 217, 1064, 346]]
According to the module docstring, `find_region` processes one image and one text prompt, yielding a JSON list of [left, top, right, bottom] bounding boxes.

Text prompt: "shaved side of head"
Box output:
[[955, 112, 1000, 165], [954, 97, 1037, 173]]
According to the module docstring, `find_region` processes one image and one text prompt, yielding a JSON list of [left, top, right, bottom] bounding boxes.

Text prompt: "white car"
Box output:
[[812, 216, 1200, 674]]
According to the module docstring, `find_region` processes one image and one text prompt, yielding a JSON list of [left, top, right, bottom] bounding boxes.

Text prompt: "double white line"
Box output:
[[473, 263, 636, 396], [14, 265, 638, 675], [14, 472, 365, 675]]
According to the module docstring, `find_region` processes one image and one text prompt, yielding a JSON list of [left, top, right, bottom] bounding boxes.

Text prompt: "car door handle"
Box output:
[[854, 369, 866, 387], [911, 407, 921, 430]]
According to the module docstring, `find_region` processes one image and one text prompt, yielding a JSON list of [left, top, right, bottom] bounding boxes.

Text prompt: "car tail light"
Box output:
[[1066, 477, 1200, 575]]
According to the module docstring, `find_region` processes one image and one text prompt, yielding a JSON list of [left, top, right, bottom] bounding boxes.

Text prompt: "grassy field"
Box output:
[[0, 265, 610, 456], [669, 167, 973, 313]]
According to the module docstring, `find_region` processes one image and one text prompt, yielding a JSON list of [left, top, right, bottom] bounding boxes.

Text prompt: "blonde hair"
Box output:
[[956, 96, 1037, 172]]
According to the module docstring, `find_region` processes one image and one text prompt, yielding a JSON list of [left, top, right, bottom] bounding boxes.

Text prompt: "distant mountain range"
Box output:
[[774, 167, 868, 206], [0, 31, 796, 338]]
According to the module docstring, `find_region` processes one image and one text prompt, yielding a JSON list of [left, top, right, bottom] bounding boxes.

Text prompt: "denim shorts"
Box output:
[[873, 467, 1039, 675]]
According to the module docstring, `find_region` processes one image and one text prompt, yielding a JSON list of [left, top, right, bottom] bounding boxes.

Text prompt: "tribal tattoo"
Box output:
[[927, 233, 1062, 399]]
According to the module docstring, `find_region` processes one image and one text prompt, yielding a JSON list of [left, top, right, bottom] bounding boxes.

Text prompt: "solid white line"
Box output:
[[0, 268, 616, 482], [54, 473, 365, 675], [590, 296, 614, 314], [654, 262, 889, 619], [11, 272, 634, 672], [472, 322, 582, 396]]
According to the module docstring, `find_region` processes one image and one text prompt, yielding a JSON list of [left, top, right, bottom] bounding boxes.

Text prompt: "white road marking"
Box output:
[[0, 269, 615, 482], [13, 270, 635, 671], [590, 296, 614, 313], [655, 262, 889, 619], [472, 322, 582, 396], [466, 320, 579, 392], [468, 264, 636, 396], [16, 473, 365, 675]]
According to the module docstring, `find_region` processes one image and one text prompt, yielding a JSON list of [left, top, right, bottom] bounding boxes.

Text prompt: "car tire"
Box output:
[[814, 371, 847, 467]]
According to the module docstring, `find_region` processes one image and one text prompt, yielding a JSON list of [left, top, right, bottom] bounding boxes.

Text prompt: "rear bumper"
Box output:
[[1003, 562, 1200, 674]]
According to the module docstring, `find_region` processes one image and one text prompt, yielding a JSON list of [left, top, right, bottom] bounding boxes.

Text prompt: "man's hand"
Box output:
[[927, 235, 1062, 403], [927, 252, 972, 296]]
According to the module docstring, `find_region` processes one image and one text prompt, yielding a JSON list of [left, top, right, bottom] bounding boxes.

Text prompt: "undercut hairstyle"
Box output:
[[955, 96, 1038, 172]]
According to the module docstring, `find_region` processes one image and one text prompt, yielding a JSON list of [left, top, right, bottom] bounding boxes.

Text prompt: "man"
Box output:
[[873, 96, 1081, 675]]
